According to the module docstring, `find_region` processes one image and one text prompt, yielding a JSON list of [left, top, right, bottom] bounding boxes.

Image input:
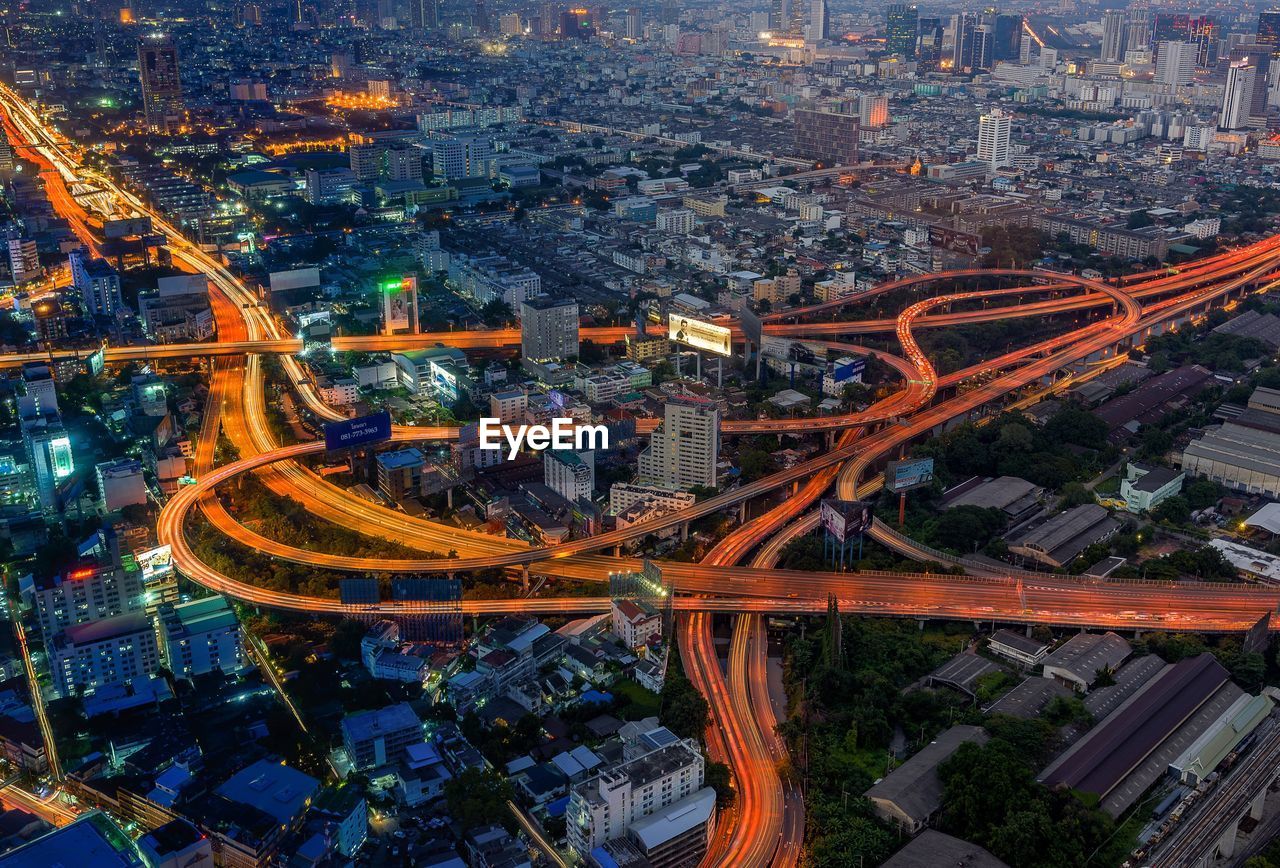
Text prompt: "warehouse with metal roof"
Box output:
[[1009, 504, 1122, 568], [1168, 693, 1273, 786], [866, 725, 988, 833], [1039, 653, 1239, 817]]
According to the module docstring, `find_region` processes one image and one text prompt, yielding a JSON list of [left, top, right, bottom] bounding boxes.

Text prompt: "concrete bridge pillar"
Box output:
[[1250, 788, 1267, 822], [681, 522, 689, 542], [1217, 821, 1238, 860], [521, 564, 529, 592]]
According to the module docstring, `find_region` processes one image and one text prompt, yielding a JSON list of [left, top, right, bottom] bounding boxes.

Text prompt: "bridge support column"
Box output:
[[1251, 789, 1267, 822], [521, 565, 529, 592], [1217, 822, 1238, 860], [614, 545, 622, 557], [681, 522, 689, 542], [446, 487, 453, 509]]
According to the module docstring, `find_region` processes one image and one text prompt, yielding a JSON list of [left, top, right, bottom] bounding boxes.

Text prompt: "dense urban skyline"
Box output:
[[1, 1, 1280, 867]]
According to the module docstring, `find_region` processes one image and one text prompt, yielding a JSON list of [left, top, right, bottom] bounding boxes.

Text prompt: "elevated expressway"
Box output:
[[9, 85, 1280, 868]]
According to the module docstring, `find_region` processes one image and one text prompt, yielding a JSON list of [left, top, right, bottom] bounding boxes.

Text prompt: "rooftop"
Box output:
[[215, 759, 320, 827], [628, 787, 716, 850], [341, 703, 421, 743], [0, 812, 143, 868], [61, 613, 152, 646], [881, 829, 1010, 868], [865, 725, 988, 825]]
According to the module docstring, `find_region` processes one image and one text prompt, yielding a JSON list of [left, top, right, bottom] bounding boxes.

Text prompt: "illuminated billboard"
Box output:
[[668, 314, 731, 357], [136, 544, 174, 582], [884, 457, 935, 493], [381, 274, 418, 335], [50, 436, 74, 480]]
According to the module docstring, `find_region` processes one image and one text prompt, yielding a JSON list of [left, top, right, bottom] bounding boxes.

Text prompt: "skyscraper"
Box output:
[[886, 3, 918, 59], [977, 108, 1011, 169], [637, 398, 721, 491], [991, 13, 1022, 63], [1100, 9, 1126, 63], [952, 13, 992, 72], [1258, 10, 1280, 57], [624, 7, 642, 38], [806, 0, 828, 41], [1219, 59, 1256, 131], [917, 15, 943, 67], [1229, 45, 1272, 123], [69, 248, 123, 318], [1155, 41, 1197, 87], [520, 296, 580, 363], [137, 37, 183, 134], [1126, 9, 1150, 52]]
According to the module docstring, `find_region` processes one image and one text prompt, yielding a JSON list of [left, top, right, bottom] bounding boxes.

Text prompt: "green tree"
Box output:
[[444, 767, 515, 833], [1151, 495, 1191, 524]]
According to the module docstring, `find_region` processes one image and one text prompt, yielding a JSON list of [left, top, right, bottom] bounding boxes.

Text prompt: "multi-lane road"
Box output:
[[8, 84, 1280, 868]]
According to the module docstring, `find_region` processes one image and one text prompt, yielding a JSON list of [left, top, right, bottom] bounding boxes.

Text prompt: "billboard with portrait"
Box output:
[[821, 499, 874, 543], [668, 314, 732, 357]]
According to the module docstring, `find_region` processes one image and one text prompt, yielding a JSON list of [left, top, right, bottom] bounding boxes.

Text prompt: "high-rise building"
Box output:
[[49, 613, 160, 698], [1155, 41, 1197, 86], [158, 596, 248, 680], [33, 559, 145, 640], [977, 108, 1011, 169], [1126, 8, 1150, 52], [23, 417, 74, 512], [859, 95, 889, 128], [385, 146, 424, 182], [520, 296, 580, 362], [7, 235, 41, 283], [886, 4, 918, 59], [769, 0, 785, 32], [69, 248, 123, 318], [991, 13, 1022, 62], [545, 449, 595, 502], [348, 142, 385, 182], [430, 134, 494, 179], [917, 15, 943, 66], [806, 0, 828, 41], [566, 728, 709, 859], [951, 13, 992, 72], [1228, 45, 1272, 123], [137, 37, 183, 134], [1152, 13, 1216, 65], [637, 398, 720, 491], [624, 7, 642, 38], [1220, 59, 1257, 131], [794, 108, 859, 166], [1258, 10, 1280, 57], [1100, 9, 1127, 63]]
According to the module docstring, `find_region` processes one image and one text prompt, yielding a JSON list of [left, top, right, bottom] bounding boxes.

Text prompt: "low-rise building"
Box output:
[[1009, 504, 1121, 568], [987, 629, 1050, 668], [1040, 631, 1131, 693], [1119, 463, 1184, 513], [866, 725, 989, 833]]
